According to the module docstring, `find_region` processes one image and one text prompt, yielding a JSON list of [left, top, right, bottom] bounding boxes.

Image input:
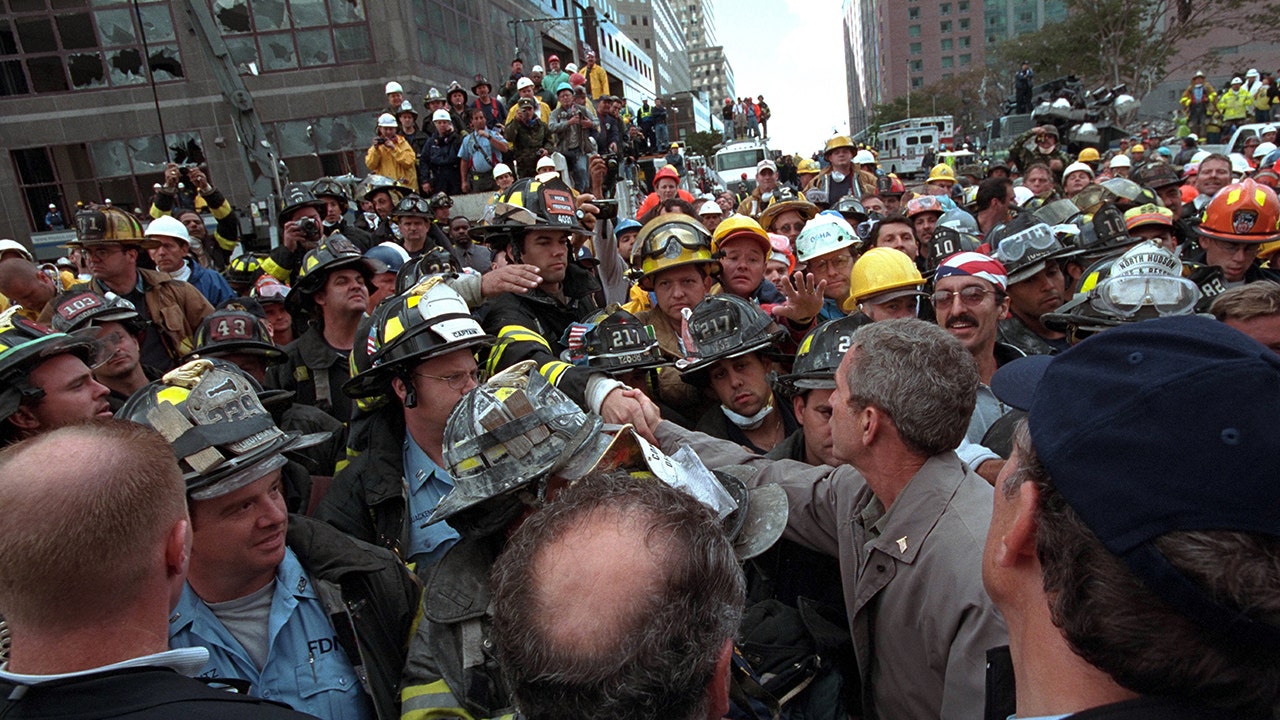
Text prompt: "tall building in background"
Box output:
[[613, 0, 690, 94], [844, 0, 1064, 135], [677, 0, 733, 120]]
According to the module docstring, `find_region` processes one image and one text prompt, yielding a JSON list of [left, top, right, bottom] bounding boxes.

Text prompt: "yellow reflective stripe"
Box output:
[[496, 325, 551, 351], [214, 231, 238, 252], [400, 680, 475, 720], [261, 257, 292, 283], [540, 360, 572, 386]]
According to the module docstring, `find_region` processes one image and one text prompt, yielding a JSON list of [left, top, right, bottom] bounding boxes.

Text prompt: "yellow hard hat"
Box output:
[[711, 214, 772, 255], [926, 163, 956, 184], [844, 247, 925, 312], [1131, 143, 1146, 153], [823, 135, 855, 157], [797, 158, 821, 174], [1078, 147, 1101, 163], [633, 213, 719, 290]]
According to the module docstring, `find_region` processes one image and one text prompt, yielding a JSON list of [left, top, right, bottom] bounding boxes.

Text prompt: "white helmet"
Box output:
[[852, 149, 876, 165], [0, 239, 33, 262], [385, 81, 403, 94], [144, 214, 192, 243], [377, 113, 397, 128], [516, 77, 535, 90], [1254, 141, 1277, 159], [794, 213, 857, 262], [432, 109, 453, 124], [1109, 155, 1132, 169]]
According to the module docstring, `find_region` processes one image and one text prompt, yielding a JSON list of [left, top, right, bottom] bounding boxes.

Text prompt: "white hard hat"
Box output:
[[493, 163, 513, 178], [0, 239, 34, 261], [1187, 133, 1199, 141], [432, 109, 453, 124], [1247, 68, 1260, 78], [377, 113, 397, 128], [1231, 76, 1243, 84], [1109, 155, 1132, 169], [1263, 124, 1277, 135], [531, 64, 544, 73], [1254, 141, 1276, 159], [536, 156, 557, 172], [145, 214, 192, 243], [1063, 161, 1095, 178], [47, 203, 56, 210], [1190, 150, 1211, 165], [853, 149, 876, 165], [699, 200, 722, 216], [516, 77, 535, 90], [1228, 152, 1252, 175], [565, 63, 578, 73], [385, 81, 403, 94], [1013, 186, 1035, 206]]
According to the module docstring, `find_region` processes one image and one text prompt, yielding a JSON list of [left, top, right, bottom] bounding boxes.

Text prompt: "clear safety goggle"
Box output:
[[1093, 275, 1200, 317], [993, 222, 1059, 264], [639, 223, 709, 259]]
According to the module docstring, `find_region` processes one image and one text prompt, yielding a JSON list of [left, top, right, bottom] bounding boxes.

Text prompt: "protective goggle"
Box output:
[[993, 222, 1060, 265], [396, 197, 433, 214], [1092, 275, 1200, 318], [638, 223, 710, 260]]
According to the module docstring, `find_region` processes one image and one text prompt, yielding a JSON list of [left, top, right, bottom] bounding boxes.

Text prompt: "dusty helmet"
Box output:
[[435, 361, 601, 524], [777, 314, 869, 393], [118, 359, 329, 499], [68, 205, 154, 249], [633, 213, 719, 291], [677, 294, 784, 377], [186, 308, 285, 364], [48, 290, 143, 335], [794, 213, 858, 262]]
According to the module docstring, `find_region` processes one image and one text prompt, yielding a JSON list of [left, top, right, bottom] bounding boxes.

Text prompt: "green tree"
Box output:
[[683, 130, 722, 159]]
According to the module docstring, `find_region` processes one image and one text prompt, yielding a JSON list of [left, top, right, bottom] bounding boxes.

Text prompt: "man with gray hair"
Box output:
[[490, 470, 745, 720], [638, 318, 1008, 720]]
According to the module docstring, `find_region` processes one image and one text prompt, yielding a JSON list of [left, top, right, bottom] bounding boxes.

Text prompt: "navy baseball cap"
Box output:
[[991, 315, 1280, 650]]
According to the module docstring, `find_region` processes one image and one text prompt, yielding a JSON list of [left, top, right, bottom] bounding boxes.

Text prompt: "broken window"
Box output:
[[106, 46, 145, 85], [253, 0, 290, 31], [257, 32, 296, 71], [334, 25, 369, 63], [148, 44, 183, 80], [90, 140, 132, 178], [95, 9, 136, 45], [214, 0, 252, 33], [67, 51, 106, 88], [290, 0, 328, 28], [295, 28, 331, 66], [329, 0, 364, 23], [137, 5, 175, 42]]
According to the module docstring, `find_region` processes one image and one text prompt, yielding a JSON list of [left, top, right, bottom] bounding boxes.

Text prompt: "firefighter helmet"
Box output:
[[633, 213, 719, 291], [1198, 178, 1280, 244], [777, 314, 869, 393], [677, 294, 784, 377], [560, 305, 666, 374]]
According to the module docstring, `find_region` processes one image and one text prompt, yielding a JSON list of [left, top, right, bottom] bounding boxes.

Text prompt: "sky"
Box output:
[[715, 0, 850, 156]]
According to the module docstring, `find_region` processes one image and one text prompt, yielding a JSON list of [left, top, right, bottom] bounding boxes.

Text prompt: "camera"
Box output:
[[296, 216, 321, 242]]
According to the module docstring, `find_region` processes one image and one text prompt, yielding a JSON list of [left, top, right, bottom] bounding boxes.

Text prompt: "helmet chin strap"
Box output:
[[721, 396, 774, 430]]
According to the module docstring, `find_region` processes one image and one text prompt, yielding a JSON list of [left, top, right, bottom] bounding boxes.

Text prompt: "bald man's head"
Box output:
[[0, 258, 56, 312], [0, 420, 188, 628]]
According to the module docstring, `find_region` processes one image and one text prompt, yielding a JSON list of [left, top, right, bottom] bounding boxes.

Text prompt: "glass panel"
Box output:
[[257, 32, 296, 71], [0, 20, 16, 55], [0, 59, 29, 95], [333, 25, 369, 62], [137, 4, 174, 41], [290, 0, 328, 27], [167, 132, 205, 165], [67, 51, 105, 87], [328, 0, 363, 22], [213, 0, 252, 34], [55, 13, 95, 49], [282, 155, 323, 180], [95, 8, 135, 46], [27, 56, 67, 92], [9, 0, 46, 12], [275, 119, 314, 157], [224, 36, 257, 68], [16, 17, 57, 53], [295, 27, 331, 66], [127, 134, 170, 173], [89, 138, 131, 177], [253, 0, 291, 30], [148, 43, 182, 80], [311, 115, 359, 152], [98, 177, 140, 211], [106, 46, 146, 85], [12, 147, 56, 185], [51, 0, 89, 9]]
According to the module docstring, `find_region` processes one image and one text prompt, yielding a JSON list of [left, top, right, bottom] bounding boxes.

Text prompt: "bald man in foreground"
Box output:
[[490, 470, 745, 720], [0, 420, 310, 719]]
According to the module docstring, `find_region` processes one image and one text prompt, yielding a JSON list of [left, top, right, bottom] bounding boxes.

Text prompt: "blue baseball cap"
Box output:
[[991, 315, 1280, 651], [615, 218, 642, 236]]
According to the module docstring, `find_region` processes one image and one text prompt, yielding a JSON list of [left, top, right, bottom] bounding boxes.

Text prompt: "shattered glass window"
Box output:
[[127, 135, 172, 174], [225, 36, 258, 68], [89, 139, 131, 177], [328, 0, 364, 23], [275, 119, 315, 158], [257, 32, 296, 71], [67, 51, 105, 88], [252, 0, 290, 31], [290, 0, 328, 28], [295, 28, 331, 66], [213, 0, 252, 33], [106, 46, 146, 85], [137, 5, 175, 41], [148, 44, 183, 80], [94, 9, 136, 45], [312, 115, 360, 153]]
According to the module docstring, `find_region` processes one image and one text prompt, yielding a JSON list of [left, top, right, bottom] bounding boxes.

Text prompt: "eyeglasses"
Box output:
[[806, 253, 854, 275], [1093, 275, 1199, 317], [413, 368, 481, 392], [774, 221, 806, 235], [931, 286, 1002, 307], [85, 245, 123, 260], [992, 223, 1059, 264], [1205, 237, 1262, 257]]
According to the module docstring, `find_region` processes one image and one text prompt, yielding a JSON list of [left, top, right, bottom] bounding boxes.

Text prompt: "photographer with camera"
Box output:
[[549, 83, 597, 190], [259, 183, 328, 287], [506, 97, 556, 178], [365, 113, 418, 190], [150, 162, 241, 269]]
